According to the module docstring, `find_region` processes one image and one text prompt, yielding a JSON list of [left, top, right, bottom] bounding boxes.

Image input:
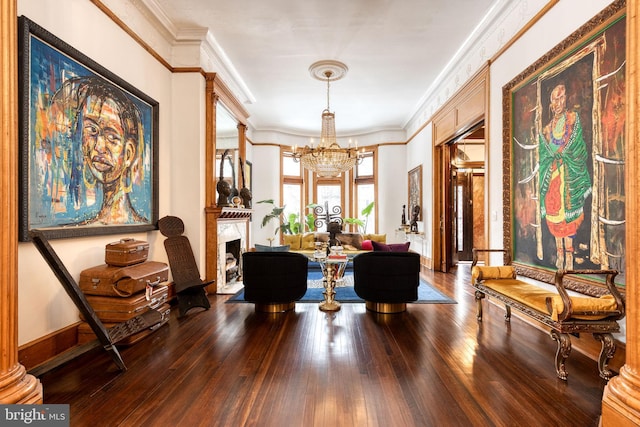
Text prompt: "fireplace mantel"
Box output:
[[205, 207, 252, 293]]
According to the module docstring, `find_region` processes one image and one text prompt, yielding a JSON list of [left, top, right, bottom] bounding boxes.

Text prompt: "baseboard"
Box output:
[[18, 322, 80, 372], [420, 255, 433, 271]]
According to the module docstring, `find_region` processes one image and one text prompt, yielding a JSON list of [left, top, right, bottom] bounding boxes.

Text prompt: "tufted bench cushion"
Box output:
[[470, 250, 625, 381], [472, 265, 621, 321]]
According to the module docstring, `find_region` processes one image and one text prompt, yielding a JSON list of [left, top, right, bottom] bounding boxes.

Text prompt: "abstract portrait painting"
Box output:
[[18, 16, 159, 241]]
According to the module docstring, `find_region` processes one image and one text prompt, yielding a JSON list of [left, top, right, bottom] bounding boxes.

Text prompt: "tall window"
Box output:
[[281, 147, 376, 233], [281, 149, 304, 233], [354, 150, 376, 234], [315, 181, 343, 231]]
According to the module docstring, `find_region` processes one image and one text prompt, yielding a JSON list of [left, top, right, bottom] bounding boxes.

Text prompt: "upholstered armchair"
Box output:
[[242, 251, 309, 312], [353, 251, 421, 313]]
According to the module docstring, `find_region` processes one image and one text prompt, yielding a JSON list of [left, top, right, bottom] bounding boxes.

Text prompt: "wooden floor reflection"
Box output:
[[40, 264, 607, 426]]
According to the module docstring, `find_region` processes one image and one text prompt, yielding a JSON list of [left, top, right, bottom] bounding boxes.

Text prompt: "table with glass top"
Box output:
[[310, 254, 349, 312]]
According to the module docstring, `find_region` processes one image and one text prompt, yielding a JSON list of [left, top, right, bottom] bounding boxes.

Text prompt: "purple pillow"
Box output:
[[371, 241, 410, 252]]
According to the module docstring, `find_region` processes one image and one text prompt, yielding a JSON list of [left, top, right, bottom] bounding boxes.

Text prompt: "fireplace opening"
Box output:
[[226, 239, 242, 283]]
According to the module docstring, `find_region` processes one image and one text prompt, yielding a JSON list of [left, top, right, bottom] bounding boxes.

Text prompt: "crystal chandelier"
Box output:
[[293, 60, 362, 178]]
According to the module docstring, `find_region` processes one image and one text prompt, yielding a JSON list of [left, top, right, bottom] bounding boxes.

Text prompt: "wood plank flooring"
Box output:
[[39, 264, 608, 426]]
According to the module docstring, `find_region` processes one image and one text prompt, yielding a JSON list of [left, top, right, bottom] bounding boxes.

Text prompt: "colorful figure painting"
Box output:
[[506, 7, 625, 285], [18, 17, 158, 240]]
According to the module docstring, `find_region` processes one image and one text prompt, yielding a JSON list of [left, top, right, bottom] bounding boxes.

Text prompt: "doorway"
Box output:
[[451, 166, 485, 263], [445, 125, 486, 268]]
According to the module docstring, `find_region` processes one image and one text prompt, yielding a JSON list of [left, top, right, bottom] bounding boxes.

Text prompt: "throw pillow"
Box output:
[[371, 241, 410, 252], [283, 234, 301, 250], [364, 233, 387, 243], [255, 244, 291, 252], [301, 232, 316, 250], [361, 239, 373, 250]]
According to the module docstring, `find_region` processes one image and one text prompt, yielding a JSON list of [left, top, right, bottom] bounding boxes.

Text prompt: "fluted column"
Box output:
[[0, 0, 43, 404], [601, 0, 640, 424]]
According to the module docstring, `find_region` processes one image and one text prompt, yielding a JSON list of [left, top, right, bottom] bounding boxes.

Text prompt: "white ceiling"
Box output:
[[152, 0, 499, 137]]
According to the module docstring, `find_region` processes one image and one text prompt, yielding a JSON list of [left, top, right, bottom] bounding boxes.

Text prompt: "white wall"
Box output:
[[377, 145, 407, 243], [250, 145, 282, 246], [169, 74, 207, 266], [16, 0, 186, 344]]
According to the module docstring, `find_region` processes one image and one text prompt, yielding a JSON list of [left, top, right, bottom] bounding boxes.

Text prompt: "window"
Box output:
[[353, 150, 376, 234], [281, 148, 305, 234], [281, 146, 376, 233]]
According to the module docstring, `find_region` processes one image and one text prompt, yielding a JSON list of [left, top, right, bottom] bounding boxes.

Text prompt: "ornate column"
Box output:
[[601, 0, 640, 424], [0, 0, 43, 403]]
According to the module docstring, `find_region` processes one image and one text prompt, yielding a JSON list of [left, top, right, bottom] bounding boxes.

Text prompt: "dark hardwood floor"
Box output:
[[39, 264, 608, 426]]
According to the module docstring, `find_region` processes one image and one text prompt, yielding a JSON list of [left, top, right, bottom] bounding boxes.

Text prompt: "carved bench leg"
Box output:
[[474, 290, 485, 321], [593, 333, 616, 380], [550, 331, 571, 380], [504, 305, 511, 322]]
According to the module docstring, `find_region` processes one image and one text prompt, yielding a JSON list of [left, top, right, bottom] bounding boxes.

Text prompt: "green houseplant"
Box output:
[[343, 201, 375, 234], [257, 199, 317, 236]]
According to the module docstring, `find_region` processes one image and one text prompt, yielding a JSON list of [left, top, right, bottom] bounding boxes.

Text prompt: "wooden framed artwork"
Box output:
[[17, 16, 159, 241], [503, 0, 626, 288], [408, 165, 422, 222]]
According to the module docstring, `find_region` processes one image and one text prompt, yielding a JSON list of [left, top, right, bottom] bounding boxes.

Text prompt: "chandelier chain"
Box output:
[[325, 71, 332, 111]]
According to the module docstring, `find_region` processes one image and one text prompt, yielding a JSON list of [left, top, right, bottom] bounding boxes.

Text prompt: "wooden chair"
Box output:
[[158, 216, 213, 317]]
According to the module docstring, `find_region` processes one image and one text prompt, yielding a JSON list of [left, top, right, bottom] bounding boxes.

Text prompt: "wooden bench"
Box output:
[[471, 249, 625, 381]]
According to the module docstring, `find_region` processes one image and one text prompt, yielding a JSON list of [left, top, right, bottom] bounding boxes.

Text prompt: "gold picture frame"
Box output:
[[502, 0, 626, 289], [408, 165, 422, 222]]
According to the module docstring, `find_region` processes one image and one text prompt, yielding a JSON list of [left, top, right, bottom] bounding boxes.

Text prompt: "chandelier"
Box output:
[[293, 60, 362, 178]]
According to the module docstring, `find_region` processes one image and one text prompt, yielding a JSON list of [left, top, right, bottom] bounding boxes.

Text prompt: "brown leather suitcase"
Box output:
[[79, 261, 169, 297], [78, 303, 171, 345], [80, 284, 170, 323], [105, 238, 149, 266]]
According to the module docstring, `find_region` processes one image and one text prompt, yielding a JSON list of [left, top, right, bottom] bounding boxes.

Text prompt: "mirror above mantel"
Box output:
[[204, 73, 249, 208], [216, 102, 240, 203], [204, 73, 250, 292]]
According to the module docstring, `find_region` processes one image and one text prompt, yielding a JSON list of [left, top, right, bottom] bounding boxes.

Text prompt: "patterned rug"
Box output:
[[226, 272, 456, 304]]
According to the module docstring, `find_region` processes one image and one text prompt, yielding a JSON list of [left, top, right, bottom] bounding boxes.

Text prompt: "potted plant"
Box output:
[[343, 201, 375, 234], [257, 199, 317, 236]]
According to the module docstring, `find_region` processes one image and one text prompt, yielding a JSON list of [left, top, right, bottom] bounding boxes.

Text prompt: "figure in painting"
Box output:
[[46, 76, 147, 225], [538, 84, 592, 269]]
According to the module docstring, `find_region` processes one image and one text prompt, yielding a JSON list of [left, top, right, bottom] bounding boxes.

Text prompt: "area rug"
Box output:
[[226, 273, 456, 304]]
